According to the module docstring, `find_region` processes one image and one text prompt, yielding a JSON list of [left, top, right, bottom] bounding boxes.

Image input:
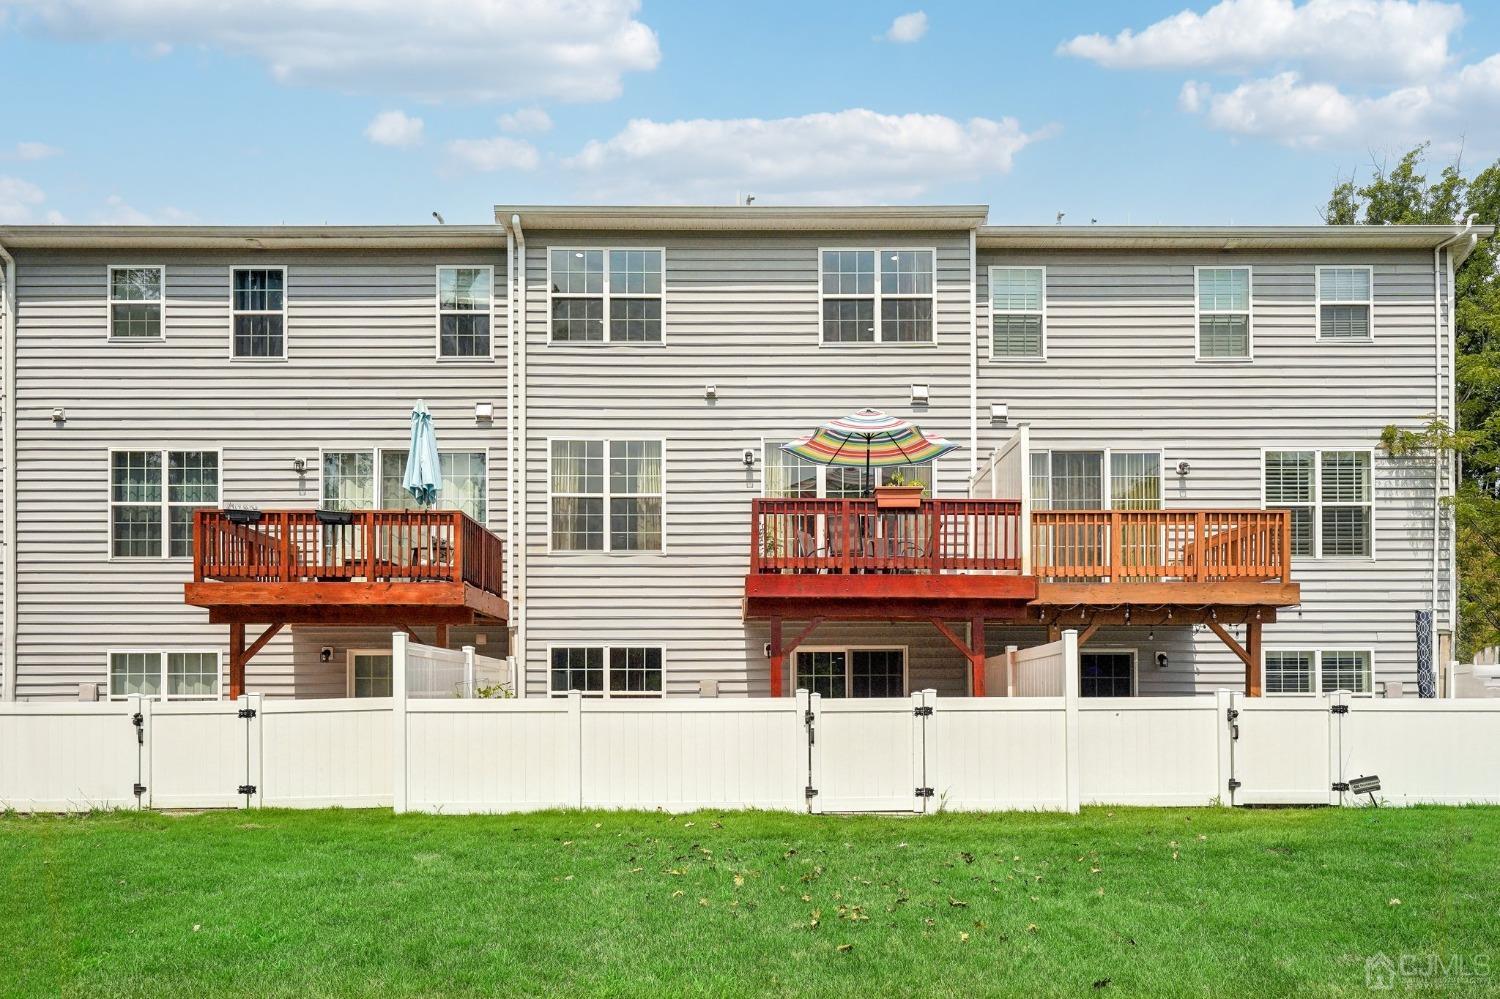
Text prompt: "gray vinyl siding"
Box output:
[[977, 249, 1454, 692], [519, 232, 975, 696], [8, 249, 508, 699]]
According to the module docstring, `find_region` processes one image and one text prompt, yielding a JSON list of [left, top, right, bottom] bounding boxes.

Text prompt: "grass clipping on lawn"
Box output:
[[2, 806, 1497, 997]]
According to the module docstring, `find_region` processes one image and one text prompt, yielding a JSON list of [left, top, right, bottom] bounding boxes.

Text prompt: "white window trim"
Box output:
[[1315, 264, 1375, 341], [545, 435, 668, 555], [435, 264, 497, 362], [227, 264, 289, 362], [316, 445, 492, 524], [817, 246, 940, 347], [1078, 647, 1138, 697], [346, 647, 395, 698], [1259, 447, 1377, 561], [758, 436, 941, 498], [546, 643, 667, 698], [105, 648, 223, 701], [987, 264, 1047, 362], [544, 248, 668, 346], [1194, 264, 1254, 362], [1261, 646, 1377, 697], [106, 264, 167, 342], [1028, 448, 1165, 510], [107, 447, 224, 561], [793, 645, 910, 698]]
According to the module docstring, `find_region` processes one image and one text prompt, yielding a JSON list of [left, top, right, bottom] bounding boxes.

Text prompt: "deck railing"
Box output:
[[750, 498, 1023, 574], [1030, 509, 1291, 583], [194, 509, 505, 596]]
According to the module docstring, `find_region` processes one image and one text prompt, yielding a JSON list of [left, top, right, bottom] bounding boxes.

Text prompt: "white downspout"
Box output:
[[1431, 218, 1474, 677], [505, 222, 516, 672], [968, 227, 979, 480], [0, 239, 14, 701], [511, 214, 527, 699]]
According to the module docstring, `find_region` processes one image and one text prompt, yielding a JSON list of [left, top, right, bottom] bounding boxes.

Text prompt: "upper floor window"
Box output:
[[989, 266, 1045, 359], [1317, 266, 1373, 340], [109, 650, 221, 700], [549, 249, 663, 343], [820, 249, 934, 345], [108, 266, 164, 340], [1263, 449, 1372, 558], [437, 266, 493, 359], [109, 449, 220, 558], [1196, 266, 1251, 360], [550, 439, 663, 552], [549, 645, 664, 697], [231, 267, 286, 359], [321, 448, 488, 523]]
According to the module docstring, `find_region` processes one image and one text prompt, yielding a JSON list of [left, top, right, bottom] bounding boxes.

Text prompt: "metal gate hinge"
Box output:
[[803, 710, 814, 726], [238, 784, 258, 796], [913, 705, 933, 717], [237, 707, 257, 719], [1332, 781, 1350, 792], [1226, 708, 1239, 722], [804, 786, 818, 799], [132, 783, 147, 796], [915, 787, 935, 798], [1330, 704, 1349, 715], [1226, 778, 1241, 791], [132, 711, 144, 745]]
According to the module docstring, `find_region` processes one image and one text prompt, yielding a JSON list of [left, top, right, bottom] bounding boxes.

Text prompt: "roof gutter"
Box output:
[[0, 238, 14, 700]]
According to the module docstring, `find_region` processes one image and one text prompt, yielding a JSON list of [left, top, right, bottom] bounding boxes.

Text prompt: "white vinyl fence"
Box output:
[[3, 631, 1500, 814]]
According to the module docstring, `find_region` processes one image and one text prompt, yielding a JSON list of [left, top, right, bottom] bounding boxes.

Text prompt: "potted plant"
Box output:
[[874, 468, 926, 509]]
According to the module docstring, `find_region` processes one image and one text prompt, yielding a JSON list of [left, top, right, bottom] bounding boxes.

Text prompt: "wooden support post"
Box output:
[[228, 621, 247, 700], [970, 615, 986, 697], [433, 623, 449, 649], [1245, 616, 1263, 697], [1076, 619, 1104, 648], [768, 616, 783, 698]]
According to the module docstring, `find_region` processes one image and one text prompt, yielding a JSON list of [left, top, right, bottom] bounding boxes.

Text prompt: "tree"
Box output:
[[1328, 145, 1500, 658]]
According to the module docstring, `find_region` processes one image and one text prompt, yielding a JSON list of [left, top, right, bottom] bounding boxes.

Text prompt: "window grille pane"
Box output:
[[880, 298, 933, 342], [1109, 453, 1161, 510], [608, 250, 662, 295], [1321, 451, 1370, 503], [233, 314, 284, 357], [822, 299, 875, 343], [609, 646, 663, 694], [111, 267, 161, 301], [1320, 650, 1371, 693], [442, 451, 487, 523], [551, 440, 604, 495], [609, 440, 661, 494], [112, 506, 161, 557], [880, 250, 933, 295], [551, 497, 604, 550], [1321, 506, 1371, 557], [168, 452, 218, 504], [796, 650, 846, 698], [233, 268, 284, 312], [550, 250, 604, 295], [1319, 267, 1369, 302], [1265, 451, 1315, 557], [439, 313, 490, 356], [551, 298, 604, 341], [991, 267, 1043, 312], [764, 444, 818, 498], [1320, 304, 1369, 339], [1080, 652, 1133, 697], [167, 652, 219, 698], [610, 496, 662, 551], [821, 250, 874, 295], [352, 653, 393, 698], [1199, 315, 1249, 357], [110, 651, 162, 697], [112, 451, 161, 503], [992, 315, 1042, 357], [1198, 267, 1249, 311], [608, 298, 662, 342], [321, 451, 374, 510], [1050, 451, 1103, 510], [551, 647, 604, 693], [438, 267, 488, 311], [110, 303, 161, 338], [850, 649, 904, 697], [1264, 650, 1314, 694], [1029, 452, 1050, 510]]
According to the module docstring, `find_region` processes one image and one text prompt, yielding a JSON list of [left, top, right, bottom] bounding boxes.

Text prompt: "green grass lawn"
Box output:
[[2, 806, 1497, 997]]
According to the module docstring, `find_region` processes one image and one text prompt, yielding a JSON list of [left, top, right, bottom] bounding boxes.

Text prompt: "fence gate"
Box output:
[[1227, 692, 1342, 805], [805, 692, 930, 813]]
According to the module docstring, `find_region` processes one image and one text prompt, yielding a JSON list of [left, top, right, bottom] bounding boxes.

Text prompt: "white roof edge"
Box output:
[[976, 224, 1494, 250], [496, 205, 990, 231], [0, 225, 504, 250]]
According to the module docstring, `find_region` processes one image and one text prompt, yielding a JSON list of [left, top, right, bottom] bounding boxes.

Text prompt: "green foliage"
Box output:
[[1334, 144, 1500, 657]]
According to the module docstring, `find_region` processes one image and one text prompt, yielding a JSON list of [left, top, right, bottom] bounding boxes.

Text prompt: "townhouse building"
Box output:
[[0, 207, 1483, 703]]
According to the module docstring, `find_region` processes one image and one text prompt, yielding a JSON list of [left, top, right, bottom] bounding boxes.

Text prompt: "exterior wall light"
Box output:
[[1176, 460, 1191, 477], [475, 401, 495, 422], [910, 383, 929, 406], [990, 402, 1008, 424], [705, 384, 717, 400]]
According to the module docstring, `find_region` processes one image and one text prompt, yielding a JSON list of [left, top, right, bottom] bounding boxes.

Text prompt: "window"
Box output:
[[1196, 266, 1251, 359], [1029, 451, 1161, 511], [1263, 450, 1372, 558], [348, 651, 394, 697], [322, 449, 487, 522], [1318, 266, 1372, 340], [108, 266, 164, 339], [820, 249, 935, 344], [1080, 651, 1134, 697], [549, 645, 664, 697], [548, 249, 663, 343], [550, 439, 663, 552], [437, 265, 493, 359], [110, 449, 220, 558], [231, 267, 286, 358], [989, 266, 1045, 358], [763, 442, 932, 499], [1263, 649, 1373, 695], [795, 647, 907, 698], [108, 650, 220, 700]]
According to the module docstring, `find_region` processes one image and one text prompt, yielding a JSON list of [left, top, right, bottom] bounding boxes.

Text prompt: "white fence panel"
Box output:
[[1078, 700, 1222, 805], [1013, 640, 1066, 696], [811, 694, 923, 812], [928, 697, 1070, 811], [1340, 700, 1500, 805], [404, 698, 578, 813], [147, 700, 248, 809], [1232, 695, 1335, 805], [261, 698, 392, 808], [0, 702, 137, 812], [581, 698, 803, 811]]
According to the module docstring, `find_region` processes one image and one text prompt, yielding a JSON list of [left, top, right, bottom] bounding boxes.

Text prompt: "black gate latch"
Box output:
[[237, 707, 257, 719], [132, 711, 144, 746], [1330, 704, 1349, 715], [237, 784, 257, 796], [1332, 781, 1351, 792], [1226, 778, 1241, 791], [915, 787, 935, 798], [913, 705, 933, 717]]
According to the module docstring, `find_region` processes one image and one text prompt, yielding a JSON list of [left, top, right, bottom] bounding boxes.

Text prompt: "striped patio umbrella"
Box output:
[[781, 408, 961, 495]]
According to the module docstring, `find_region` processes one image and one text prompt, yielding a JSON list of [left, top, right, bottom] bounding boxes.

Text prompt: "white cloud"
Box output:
[[94, 195, 196, 225], [0, 175, 47, 222], [884, 11, 928, 43], [446, 135, 540, 172], [365, 109, 424, 147], [564, 109, 1053, 203], [498, 107, 553, 133], [1060, 0, 1463, 83], [0, 0, 661, 102], [13, 141, 61, 160]]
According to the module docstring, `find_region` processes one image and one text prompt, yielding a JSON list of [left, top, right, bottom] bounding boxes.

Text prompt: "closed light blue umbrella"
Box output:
[[402, 400, 442, 507]]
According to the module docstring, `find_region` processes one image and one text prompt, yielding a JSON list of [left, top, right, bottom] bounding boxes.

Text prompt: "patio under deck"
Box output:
[[185, 509, 507, 697]]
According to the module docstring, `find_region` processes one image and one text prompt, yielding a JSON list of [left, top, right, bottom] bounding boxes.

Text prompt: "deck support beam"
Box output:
[[931, 616, 987, 697], [768, 616, 824, 697], [1207, 618, 1263, 695], [228, 621, 283, 700]]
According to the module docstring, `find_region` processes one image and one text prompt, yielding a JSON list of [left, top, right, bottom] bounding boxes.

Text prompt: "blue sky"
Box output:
[[2, 0, 1498, 226]]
